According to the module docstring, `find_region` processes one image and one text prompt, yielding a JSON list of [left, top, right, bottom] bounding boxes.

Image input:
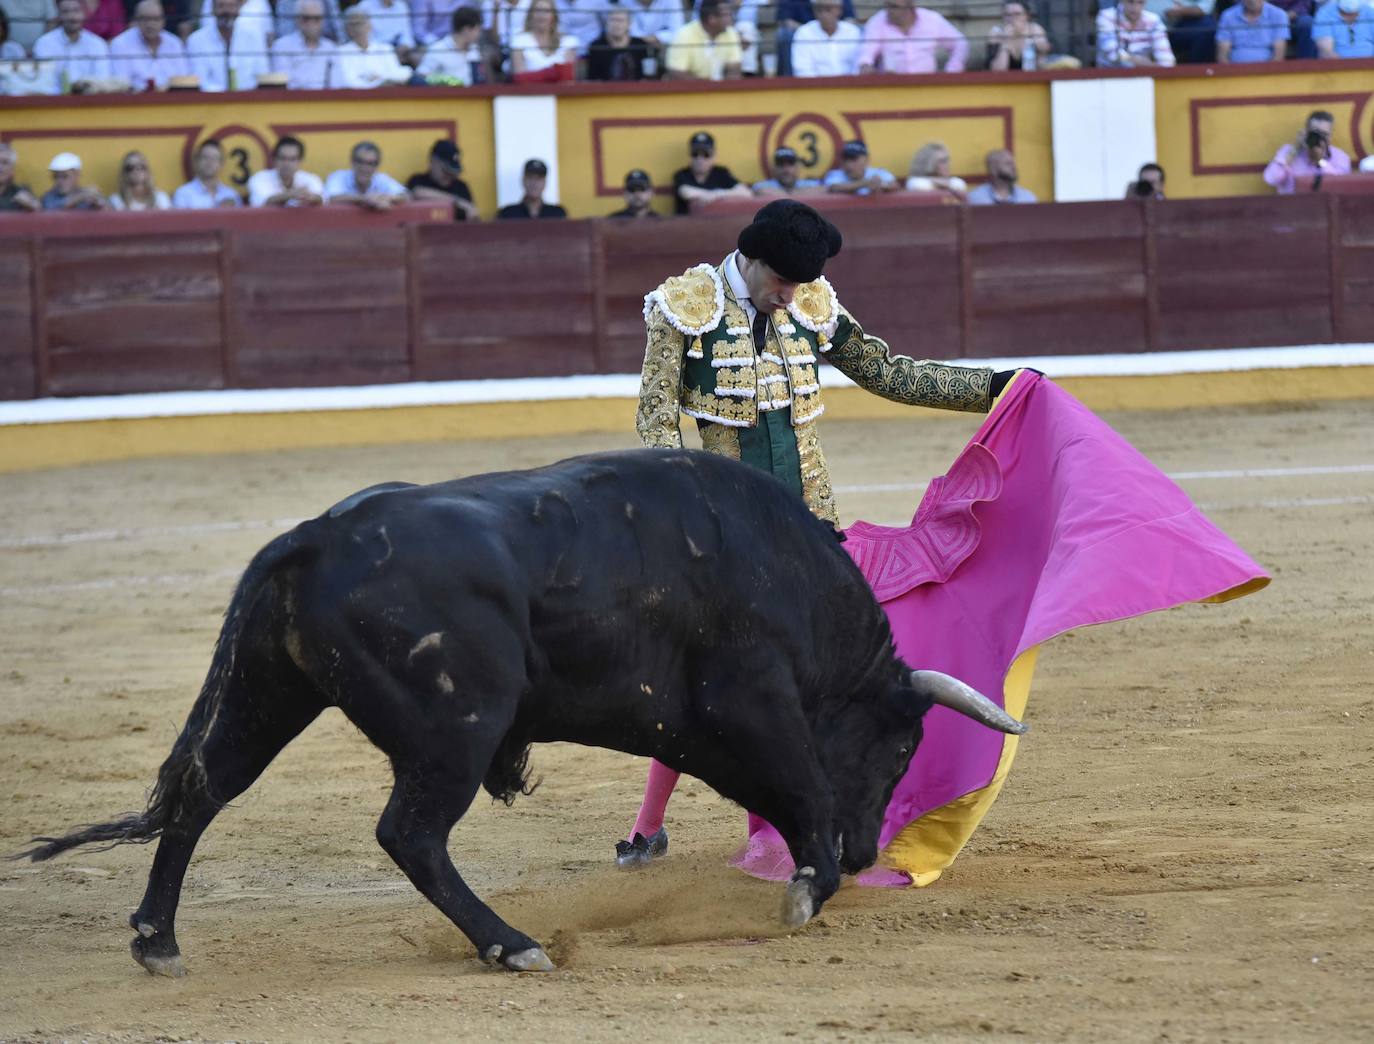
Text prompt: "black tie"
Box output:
[[751, 309, 768, 355]]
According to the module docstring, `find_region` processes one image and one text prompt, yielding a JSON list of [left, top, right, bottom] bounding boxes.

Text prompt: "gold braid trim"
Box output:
[[698, 422, 743, 462], [635, 304, 686, 448], [826, 308, 993, 413], [795, 420, 838, 524]]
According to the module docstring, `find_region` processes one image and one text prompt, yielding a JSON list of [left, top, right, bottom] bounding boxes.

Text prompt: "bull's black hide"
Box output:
[[23, 450, 1005, 975]]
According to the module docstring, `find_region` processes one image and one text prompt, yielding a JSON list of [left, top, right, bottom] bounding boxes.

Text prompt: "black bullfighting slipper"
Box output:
[[614, 827, 669, 868]]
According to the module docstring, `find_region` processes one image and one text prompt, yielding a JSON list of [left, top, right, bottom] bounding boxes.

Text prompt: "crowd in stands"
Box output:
[[3, 0, 1372, 95]]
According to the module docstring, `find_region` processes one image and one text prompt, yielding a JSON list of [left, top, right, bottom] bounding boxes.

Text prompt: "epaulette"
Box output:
[[787, 276, 840, 348], [643, 263, 725, 356]]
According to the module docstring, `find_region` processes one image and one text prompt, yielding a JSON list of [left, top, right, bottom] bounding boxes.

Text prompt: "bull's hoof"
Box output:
[[130, 934, 187, 978], [782, 866, 817, 929], [484, 943, 556, 972], [614, 827, 668, 869]]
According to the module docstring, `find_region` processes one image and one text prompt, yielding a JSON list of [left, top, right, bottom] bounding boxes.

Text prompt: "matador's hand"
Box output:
[[990, 368, 1044, 397]]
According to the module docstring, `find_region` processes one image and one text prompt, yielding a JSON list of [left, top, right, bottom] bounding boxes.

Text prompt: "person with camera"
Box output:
[[1125, 162, 1166, 200], [1262, 110, 1352, 194]]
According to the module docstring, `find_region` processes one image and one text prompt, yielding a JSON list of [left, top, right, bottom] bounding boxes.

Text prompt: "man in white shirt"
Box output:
[[108, 1, 191, 90], [626, 0, 683, 51], [32, 0, 111, 93], [275, 0, 343, 43], [171, 138, 242, 208], [271, 0, 339, 88], [556, 0, 601, 51], [416, 4, 481, 81], [186, 0, 271, 91], [334, 7, 410, 86], [354, 0, 416, 54], [790, 0, 861, 76], [248, 135, 324, 206], [324, 140, 409, 209]]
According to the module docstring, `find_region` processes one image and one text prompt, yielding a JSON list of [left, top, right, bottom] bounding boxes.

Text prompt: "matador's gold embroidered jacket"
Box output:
[[635, 258, 995, 523]]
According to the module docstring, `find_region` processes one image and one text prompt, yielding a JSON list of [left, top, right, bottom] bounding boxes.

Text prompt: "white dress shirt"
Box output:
[[186, 23, 271, 91], [355, 0, 416, 48], [484, 0, 530, 51], [32, 28, 111, 88], [107, 28, 190, 89], [789, 18, 862, 77], [416, 33, 478, 81], [247, 167, 325, 206], [271, 31, 339, 88], [627, 0, 683, 43], [334, 38, 409, 86]]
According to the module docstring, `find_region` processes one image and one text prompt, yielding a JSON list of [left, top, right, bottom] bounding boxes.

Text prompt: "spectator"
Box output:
[[752, 145, 822, 196], [483, 0, 529, 58], [789, 0, 861, 77], [1162, 0, 1219, 64], [335, 7, 410, 86], [406, 138, 478, 219], [556, 0, 601, 52], [906, 141, 967, 200], [625, 0, 683, 59], [275, 0, 343, 44], [509, 0, 575, 80], [1125, 161, 1166, 198], [587, 7, 649, 80], [108, 0, 189, 90], [967, 149, 1037, 205], [108, 149, 171, 209], [1263, 109, 1351, 193], [247, 134, 324, 206], [1216, 0, 1289, 61], [775, 0, 855, 76], [823, 139, 898, 196], [858, 0, 967, 74], [671, 130, 752, 214], [41, 151, 107, 210], [497, 157, 567, 218], [416, 4, 481, 81], [355, 0, 416, 59], [665, 0, 742, 80], [186, 0, 270, 90], [271, 0, 339, 88], [1098, 0, 1176, 66], [1314, 0, 1374, 57], [33, 0, 111, 92], [171, 138, 239, 207], [729, 0, 762, 75], [71, 0, 126, 42], [609, 167, 659, 218], [411, 0, 463, 46], [0, 142, 40, 211], [1270, 0, 1317, 57], [0, 7, 23, 59], [325, 140, 409, 209], [987, 0, 1051, 69], [3, 0, 55, 53]]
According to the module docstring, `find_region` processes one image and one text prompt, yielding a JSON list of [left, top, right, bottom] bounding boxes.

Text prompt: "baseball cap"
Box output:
[[841, 140, 868, 159], [431, 139, 462, 173], [624, 168, 652, 190], [48, 151, 82, 172], [773, 146, 799, 164], [689, 131, 715, 152], [524, 158, 548, 176]]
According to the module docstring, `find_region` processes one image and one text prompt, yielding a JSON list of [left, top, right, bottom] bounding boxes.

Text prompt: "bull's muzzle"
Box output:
[[910, 670, 1030, 735]]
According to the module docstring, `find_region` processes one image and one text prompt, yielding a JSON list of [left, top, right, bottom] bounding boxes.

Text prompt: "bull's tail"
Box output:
[[17, 526, 318, 863]]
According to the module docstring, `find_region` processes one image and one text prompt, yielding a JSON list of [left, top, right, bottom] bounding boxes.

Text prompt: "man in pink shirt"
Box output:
[[1262, 110, 1351, 194], [858, 0, 967, 73]]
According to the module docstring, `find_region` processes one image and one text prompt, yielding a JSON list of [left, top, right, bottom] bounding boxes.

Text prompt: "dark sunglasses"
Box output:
[[124, 163, 148, 172], [690, 149, 713, 158]]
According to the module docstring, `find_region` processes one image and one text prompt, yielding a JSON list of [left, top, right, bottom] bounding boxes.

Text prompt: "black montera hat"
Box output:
[[736, 200, 842, 284]]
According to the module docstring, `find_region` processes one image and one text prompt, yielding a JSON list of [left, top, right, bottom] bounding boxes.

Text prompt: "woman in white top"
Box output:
[[108, 150, 171, 210], [509, 0, 577, 76], [905, 142, 967, 201], [335, 8, 410, 87]]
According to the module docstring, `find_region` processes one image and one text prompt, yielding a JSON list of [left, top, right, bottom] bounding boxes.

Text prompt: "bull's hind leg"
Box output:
[[129, 664, 323, 977], [375, 758, 553, 972]]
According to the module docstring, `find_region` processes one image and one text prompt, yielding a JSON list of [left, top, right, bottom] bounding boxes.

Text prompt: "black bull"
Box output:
[[23, 449, 1026, 975]]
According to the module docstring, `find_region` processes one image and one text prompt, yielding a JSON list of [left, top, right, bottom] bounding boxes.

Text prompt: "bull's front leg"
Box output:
[[768, 794, 843, 929]]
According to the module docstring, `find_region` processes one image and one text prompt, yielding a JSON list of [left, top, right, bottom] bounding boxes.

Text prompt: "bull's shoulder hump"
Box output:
[[325, 481, 420, 518], [644, 263, 725, 336]]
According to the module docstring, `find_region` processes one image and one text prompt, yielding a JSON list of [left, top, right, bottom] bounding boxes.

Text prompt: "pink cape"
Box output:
[[731, 373, 1270, 884]]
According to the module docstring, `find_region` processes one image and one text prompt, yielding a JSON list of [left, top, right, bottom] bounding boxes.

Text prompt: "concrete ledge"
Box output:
[[4, 352, 1373, 474]]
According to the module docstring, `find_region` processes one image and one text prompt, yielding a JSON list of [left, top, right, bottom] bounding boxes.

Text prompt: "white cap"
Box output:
[[1360, 155, 1374, 174], [48, 151, 82, 172]]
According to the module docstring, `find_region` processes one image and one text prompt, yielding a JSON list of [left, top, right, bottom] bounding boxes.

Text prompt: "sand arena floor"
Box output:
[[1, 400, 1372, 1043]]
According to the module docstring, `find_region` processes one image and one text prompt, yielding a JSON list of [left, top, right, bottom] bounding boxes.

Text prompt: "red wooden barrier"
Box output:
[[2, 195, 1366, 401]]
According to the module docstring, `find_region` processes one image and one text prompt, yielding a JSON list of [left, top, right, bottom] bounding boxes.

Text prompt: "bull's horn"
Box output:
[[910, 670, 1029, 736]]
